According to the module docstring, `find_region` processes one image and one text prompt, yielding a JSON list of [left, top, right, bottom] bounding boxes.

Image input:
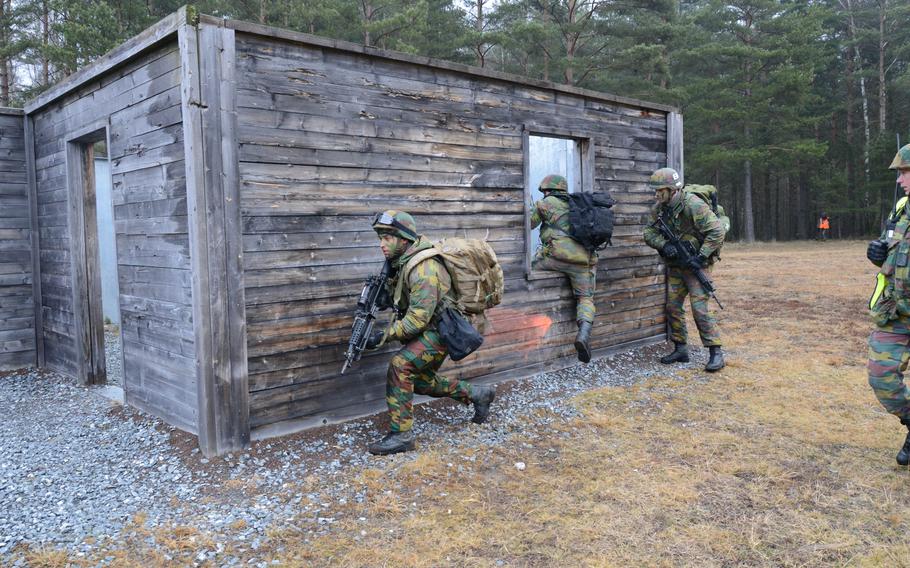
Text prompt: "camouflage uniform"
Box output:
[[530, 184, 597, 324], [643, 188, 725, 347], [383, 236, 474, 433], [868, 145, 910, 448]]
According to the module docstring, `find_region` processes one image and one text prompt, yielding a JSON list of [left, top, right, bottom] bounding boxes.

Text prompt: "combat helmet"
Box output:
[[539, 174, 568, 193], [649, 167, 683, 190], [890, 144, 910, 170], [372, 210, 418, 241]]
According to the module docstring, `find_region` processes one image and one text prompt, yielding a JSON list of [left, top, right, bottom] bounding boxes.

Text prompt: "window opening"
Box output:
[[525, 134, 584, 275]]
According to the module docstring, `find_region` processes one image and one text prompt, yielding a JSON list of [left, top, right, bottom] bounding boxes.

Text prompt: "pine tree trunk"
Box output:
[[260, 0, 267, 24], [878, 0, 887, 133], [845, 48, 856, 235], [474, 0, 485, 67], [743, 157, 755, 243], [0, 0, 8, 107], [42, 0, 49, 86]]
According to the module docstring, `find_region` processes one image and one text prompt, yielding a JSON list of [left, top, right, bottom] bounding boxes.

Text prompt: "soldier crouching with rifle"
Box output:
[[344, 210, 495, 456], [643, 168, 727, 372]]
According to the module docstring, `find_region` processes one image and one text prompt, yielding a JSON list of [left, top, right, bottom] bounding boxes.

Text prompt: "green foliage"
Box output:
[[4, 0, 910, 240]]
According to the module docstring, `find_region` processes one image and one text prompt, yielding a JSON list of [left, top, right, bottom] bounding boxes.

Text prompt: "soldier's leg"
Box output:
[[565, 264, 596, 324], [681, 269, 721, 347], [386, 335, 450, 433], [867, 326, 910, 420], [867, 322, 910, 465], [666, 267, 690, 345], [411, 331, 472, 404]]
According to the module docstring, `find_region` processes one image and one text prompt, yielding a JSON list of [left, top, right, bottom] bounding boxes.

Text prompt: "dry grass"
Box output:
[[14, 241, 910, 566], [264, 241, 910, 566]]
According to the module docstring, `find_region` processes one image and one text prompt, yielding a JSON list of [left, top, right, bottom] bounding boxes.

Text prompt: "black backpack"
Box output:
[[565, 191, 616, 251]]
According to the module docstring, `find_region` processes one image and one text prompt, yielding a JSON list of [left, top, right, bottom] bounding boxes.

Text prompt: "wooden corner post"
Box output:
[[179, 13, 250, 456]]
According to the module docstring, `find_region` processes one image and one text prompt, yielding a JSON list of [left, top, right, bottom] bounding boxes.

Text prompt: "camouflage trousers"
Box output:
[[667, 265, 721, 347], [532, 254, 596, 323], [867, 317, 910, 421], [387, 329, 473, 432]]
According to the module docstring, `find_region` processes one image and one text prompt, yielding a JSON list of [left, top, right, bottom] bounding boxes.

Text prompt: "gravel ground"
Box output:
[[103, 326, 123, 388], [0, 342, 715, 565]]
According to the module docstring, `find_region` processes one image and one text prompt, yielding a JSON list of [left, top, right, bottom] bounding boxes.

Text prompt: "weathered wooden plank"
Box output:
[[238, 106, 520, 149], [119, 294, 192, 324], [239, 162, 523, 190], [115, 216, 189, 235]]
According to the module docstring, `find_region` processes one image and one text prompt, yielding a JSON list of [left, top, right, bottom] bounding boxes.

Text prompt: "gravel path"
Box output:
[[0, 342, 715, 565]]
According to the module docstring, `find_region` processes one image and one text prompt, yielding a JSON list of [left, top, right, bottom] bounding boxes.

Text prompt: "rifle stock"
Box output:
[[653, 216, 724, 310], [341, 261, 391, 374]]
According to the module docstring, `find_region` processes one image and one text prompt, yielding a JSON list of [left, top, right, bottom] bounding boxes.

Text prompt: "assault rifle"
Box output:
[[341, 261, 391, 374], [652, 216, 724, 310]]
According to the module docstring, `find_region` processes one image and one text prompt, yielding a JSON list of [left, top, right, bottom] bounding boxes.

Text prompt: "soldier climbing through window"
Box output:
[[529, 174, 599, 363]]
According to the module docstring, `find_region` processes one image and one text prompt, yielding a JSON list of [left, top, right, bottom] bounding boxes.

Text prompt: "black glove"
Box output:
[[365, 329, 385, 350], [687, 253, 707, 271], [867, 239, 889, 267], [660, 243, 678, 260]]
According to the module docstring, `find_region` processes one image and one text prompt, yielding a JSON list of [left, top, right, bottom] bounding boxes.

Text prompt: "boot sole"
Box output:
[[660, 356, 689, 364], [368, 440, 416, 456], [704, 364, 725, 373], [575, 340, 592, 363], [472, 390, 496, 424]]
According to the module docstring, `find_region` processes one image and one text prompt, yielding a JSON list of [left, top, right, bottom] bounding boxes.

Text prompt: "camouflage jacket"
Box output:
[[643, 189, 725, 264], [530, 194, 596, 266], [871, 199, 910, 323], [385, 236, 454, 342]]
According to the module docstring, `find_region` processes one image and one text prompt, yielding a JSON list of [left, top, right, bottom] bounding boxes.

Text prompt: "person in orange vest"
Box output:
[[817, 213, 830, 240]]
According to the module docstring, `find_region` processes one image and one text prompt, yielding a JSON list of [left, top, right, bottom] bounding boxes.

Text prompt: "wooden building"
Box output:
[[0, 7, 683, 456]]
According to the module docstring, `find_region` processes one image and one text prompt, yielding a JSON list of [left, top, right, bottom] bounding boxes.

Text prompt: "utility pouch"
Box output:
[[870, 275, 897, 326], [437, 306, 483, 361]]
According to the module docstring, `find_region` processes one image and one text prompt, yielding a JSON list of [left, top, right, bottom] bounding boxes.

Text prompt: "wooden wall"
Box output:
[[30, 41, 197, 432], [0, 109, 36, 371], [233, 30, 668, 430]]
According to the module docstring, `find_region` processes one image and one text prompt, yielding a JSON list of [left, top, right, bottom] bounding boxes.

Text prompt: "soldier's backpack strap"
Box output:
[[891, 196, 909, 223], [393, 248, 440, 308]]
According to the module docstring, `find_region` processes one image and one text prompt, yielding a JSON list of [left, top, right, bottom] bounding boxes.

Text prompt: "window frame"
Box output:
[[522, 127, 596, 279]]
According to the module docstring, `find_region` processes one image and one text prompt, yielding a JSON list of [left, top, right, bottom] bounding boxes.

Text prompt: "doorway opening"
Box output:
[[67, 128, 122, 389]]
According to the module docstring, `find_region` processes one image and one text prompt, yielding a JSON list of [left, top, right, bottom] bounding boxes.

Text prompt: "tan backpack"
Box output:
[[394, 238, 504, 315]]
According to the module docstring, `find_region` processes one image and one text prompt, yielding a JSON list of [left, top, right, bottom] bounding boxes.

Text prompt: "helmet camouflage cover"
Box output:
[[649, 167, 683, 190], [372, 209, 418, 241], [890, 144, 910, 170], [539, 174, 568, 192]]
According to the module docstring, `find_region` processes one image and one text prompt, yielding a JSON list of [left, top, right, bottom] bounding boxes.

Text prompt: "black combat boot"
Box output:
[[660, 342, 689, 364], [898, 421, 910, 466], [368, 430, 416, 455], [575, 320, 593, 363], [705, 345, 725, 372], [470, 385, 496, 424]]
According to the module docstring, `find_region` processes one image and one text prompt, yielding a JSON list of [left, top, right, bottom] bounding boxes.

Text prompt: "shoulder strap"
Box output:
[[393, 248, 440, 307], [893, 196, 909, 221]]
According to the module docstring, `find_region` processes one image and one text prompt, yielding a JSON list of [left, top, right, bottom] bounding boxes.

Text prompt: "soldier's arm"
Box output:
[[689, 199, 725, 258], [642, 205, 666, 250], [386, 258, 443, 342], [530, 200, 544, 230]]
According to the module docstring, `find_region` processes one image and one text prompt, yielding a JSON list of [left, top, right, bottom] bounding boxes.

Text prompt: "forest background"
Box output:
[[0, 0, 909, 242]]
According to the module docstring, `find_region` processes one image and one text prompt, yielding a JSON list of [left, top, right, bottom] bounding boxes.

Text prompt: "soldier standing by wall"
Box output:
[[643, 168, 726, 372], [364, 210, 496, 456], [866, 144, 910, 466], [530, 174, 598, 363]]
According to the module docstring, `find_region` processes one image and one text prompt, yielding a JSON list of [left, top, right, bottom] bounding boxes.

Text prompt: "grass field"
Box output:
[[26, 241, 910, 567]]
